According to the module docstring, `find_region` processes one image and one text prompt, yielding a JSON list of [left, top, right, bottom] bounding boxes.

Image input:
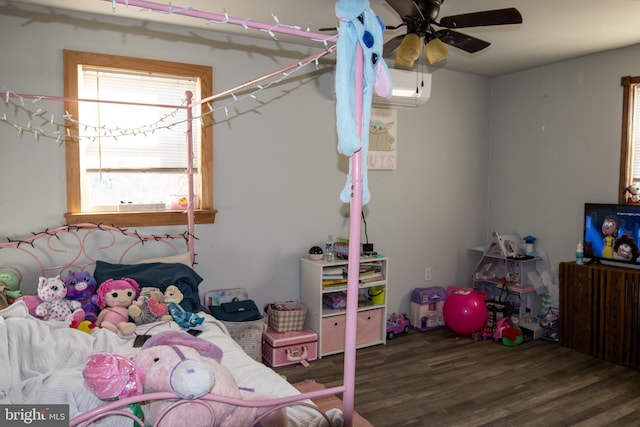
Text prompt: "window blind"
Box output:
[[79, 67, 200, 171]]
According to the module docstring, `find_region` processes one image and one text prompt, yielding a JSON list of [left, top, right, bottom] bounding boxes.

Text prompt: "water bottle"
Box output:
[[324, 235, 335, 262], [576, 241, 584, 265]]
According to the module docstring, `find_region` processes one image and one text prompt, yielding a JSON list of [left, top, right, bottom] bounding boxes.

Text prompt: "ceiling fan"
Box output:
[[383, 0, 523, 67]]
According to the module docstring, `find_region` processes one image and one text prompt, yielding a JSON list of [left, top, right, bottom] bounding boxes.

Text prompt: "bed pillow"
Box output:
[[134, 252, 192, 266], [93, 260, 204, 312]]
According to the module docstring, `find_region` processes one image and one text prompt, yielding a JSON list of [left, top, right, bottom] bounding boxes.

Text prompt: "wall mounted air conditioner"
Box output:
[[373, 68, 431, 108]]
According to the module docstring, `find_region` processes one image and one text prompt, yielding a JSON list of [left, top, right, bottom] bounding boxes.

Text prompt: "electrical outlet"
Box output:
[[425, 268, 432, 281]]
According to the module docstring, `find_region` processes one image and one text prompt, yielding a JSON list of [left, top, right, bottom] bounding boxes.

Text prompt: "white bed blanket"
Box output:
[[0, 301, 342, 426]]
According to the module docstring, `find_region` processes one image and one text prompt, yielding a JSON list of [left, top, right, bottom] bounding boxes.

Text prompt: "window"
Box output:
[[63, 50, 215, 227], [619, 75, 640, 203]]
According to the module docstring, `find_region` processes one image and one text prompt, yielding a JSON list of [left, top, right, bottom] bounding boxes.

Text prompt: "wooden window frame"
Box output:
[[63, 49, 216, 227], [619, 75, 640, 203]]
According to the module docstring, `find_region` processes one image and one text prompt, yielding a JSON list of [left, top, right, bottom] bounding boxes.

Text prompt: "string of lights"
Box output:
[[1, 44, 335, 145], [0, 223, 196, 250], [106, 0, 338, 47]]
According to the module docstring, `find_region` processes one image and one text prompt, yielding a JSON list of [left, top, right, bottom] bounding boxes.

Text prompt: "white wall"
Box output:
[[488, 44, 640, 281], [0, 4, 490, 313]]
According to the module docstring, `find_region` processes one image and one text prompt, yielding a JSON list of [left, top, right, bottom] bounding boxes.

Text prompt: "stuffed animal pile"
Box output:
[[83, 331, 287, 427], [12, 269, 210, 338]]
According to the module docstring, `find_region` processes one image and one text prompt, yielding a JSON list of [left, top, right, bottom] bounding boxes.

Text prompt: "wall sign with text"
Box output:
[[368, 108, 397, 170]]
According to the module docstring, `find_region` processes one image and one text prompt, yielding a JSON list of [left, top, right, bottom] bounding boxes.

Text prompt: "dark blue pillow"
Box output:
[[93, 260, 204, 313]]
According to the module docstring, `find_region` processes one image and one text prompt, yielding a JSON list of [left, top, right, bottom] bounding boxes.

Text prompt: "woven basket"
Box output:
[[268, 301, 307, 332]]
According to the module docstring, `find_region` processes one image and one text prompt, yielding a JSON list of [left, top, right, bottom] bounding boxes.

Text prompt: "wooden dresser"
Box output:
[[559, 261, 640, 369]]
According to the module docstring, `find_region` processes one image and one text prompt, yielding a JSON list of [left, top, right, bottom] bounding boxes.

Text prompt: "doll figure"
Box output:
[[614, 234, 640, 261], [164, 285, 204, 328], [96, 278, 139, 336], [602, 215, 620, 259]]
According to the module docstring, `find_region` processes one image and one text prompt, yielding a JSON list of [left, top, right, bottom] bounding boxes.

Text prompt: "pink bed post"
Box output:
[[185, 90, 196, 261], [342, 43, 365, 427]]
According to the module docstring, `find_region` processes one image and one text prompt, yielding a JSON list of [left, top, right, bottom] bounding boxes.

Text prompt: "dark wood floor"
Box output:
[[275, 328, 640, 426]]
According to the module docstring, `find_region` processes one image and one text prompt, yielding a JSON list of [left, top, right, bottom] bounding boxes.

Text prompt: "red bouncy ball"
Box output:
[[442, 289, 488, 335]]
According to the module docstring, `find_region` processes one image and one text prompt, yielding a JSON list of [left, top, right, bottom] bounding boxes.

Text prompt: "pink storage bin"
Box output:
[[321, 315, 346, 354], [356, 309, 383, 345]]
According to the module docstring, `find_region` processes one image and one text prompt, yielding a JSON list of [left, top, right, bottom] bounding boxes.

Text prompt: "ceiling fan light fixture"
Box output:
[[425, 37, 449, 64], [394, 33, 421, 68]]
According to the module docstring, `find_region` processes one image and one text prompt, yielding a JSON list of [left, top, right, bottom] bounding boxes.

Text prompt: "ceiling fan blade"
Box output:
[[435, 29, 490, 54], [439, 8, 522, 29], [383, 34, 407, 57], [385, 0, 424, 21]]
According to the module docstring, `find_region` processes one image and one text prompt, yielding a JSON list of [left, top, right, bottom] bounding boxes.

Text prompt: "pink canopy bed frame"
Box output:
[[2, 1, 371, 425]]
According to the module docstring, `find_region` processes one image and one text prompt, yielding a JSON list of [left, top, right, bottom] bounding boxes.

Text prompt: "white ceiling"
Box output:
[[8, 0, 640, 77]]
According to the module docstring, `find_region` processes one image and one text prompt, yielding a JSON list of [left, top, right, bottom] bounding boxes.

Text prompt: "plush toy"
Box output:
[[129, 287, 172, 325], [0, 270, 21, 310], [129, 331, 287, 427], [35, 275, 84, 321], [83, 352, 145, 425], [69, 310, 98, 335], [63, 270, 99, 323], [335, 0, 392, 205], [493, 317, 524, 347], [71, 318, 99, 334], [96, 278, 139, 336], [12, 294, 43, 317], [164, 285, 204, 328], [625, 184, 640, 204]]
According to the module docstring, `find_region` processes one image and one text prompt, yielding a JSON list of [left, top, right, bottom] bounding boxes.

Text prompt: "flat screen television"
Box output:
[[584, 202, 640, 266]]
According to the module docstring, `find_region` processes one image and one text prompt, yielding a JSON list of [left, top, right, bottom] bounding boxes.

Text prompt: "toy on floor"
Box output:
[[164, 285, 204, 328], [493, 316, 523, 346], [442, 289, 488, 336], [386, 312, 411, 339]]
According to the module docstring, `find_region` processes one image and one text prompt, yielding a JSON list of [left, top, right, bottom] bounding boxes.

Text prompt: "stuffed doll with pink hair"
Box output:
[[96, 278, 139, 336]]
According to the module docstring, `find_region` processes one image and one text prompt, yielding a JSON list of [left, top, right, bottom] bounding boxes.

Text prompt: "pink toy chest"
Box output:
[[262, 326, 318, 367]]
